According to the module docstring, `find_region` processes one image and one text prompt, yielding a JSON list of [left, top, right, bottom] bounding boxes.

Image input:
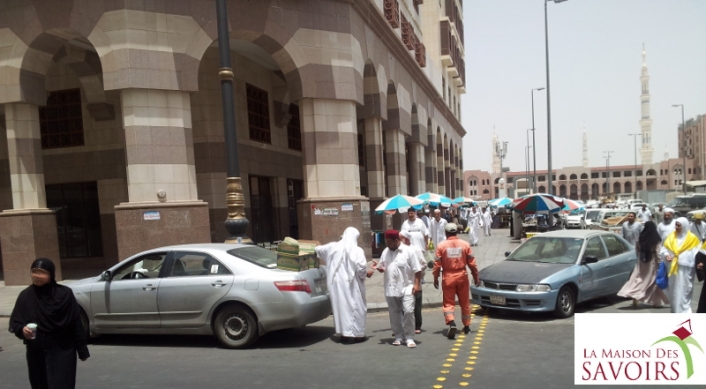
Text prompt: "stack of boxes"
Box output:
[[276, 237, 320, 271]]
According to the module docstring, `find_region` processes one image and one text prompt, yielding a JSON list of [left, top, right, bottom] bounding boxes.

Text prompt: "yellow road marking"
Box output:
[[462, 373, 472, 378], [459, 382, 469, 386], [440, 370, 450, 374], [436, 377, 447, 382], [433, 386, 443, 389], [449, 353, 458, 357]]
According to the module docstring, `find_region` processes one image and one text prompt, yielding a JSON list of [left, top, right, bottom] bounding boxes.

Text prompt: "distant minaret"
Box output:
[[491, 128, 500, 174], [640, 44, 654, 165], [582, 123, 589, 167], [664, 147, 669, 161]]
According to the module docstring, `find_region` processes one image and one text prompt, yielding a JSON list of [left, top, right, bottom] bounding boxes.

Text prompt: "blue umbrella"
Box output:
[[488, 197, 512, 207], [416, 192, 453, 207], [375, 194, 424, 214]]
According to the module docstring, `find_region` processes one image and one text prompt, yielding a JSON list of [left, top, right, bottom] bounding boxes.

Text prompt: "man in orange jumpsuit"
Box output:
[[433, 223, 479, 339]]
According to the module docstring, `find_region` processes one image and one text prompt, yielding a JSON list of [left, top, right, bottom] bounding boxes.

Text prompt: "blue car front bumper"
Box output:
[[471, 286, 559, 312]]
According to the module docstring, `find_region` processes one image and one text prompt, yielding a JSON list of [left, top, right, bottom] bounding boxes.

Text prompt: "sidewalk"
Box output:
[[0, 229, 520, 316]]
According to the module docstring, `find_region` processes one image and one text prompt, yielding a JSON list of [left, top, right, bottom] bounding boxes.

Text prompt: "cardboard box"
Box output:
[[297, 239, 320, 268], [276, 252, 310, 272]]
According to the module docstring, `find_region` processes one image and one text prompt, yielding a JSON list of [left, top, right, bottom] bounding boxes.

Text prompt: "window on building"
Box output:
[[286, 104, 302, 151], [538, 175, 545, 182], [636, 170, 643, 176], [39, 88, 84, 149], [46, 182, 103, 258], [601, 172, 607, 178], [358, 133, 365, 167], [591, 172, 599, 179], [246, 83, 271, 144], [624, 171, 632, 177], [612, 171, 621, 178]]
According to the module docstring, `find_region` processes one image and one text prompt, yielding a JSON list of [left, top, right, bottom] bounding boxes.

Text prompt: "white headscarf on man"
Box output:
[[341, 227, 360, 261]]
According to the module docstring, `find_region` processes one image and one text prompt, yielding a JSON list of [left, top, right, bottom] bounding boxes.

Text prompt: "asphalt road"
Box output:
[[1, 288, 701, 389]]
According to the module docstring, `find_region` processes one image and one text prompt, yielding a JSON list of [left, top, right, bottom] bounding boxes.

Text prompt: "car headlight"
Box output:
[[515, 284, 551, 292], [477, 280, 485, 288]]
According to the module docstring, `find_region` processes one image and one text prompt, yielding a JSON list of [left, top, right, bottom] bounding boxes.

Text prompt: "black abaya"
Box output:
[[9, 259, 89, 389]]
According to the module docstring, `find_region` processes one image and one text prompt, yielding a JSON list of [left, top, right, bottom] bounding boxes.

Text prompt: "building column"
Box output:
[[296, 98, 371, 256], [436, 140, 445, 194], [364, 117, 388, 232], [114, 89, 210, 260], [444, 146, 451, 197], [385, 128, 407, 196], [0, 103, 61, 285], [407, 142, 424, 196], [425, 140, 436, 192]]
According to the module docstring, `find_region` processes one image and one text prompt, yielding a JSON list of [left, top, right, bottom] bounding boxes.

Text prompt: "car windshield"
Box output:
[[585, 210, 601, 221], [569, 209, 584, 216], [227, 246, 278, 269], [507, 237, 583, 264]]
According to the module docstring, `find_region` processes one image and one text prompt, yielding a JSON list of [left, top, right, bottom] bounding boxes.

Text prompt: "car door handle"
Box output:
[[143, 284, 156, 291], [212, 281, 226, 287]]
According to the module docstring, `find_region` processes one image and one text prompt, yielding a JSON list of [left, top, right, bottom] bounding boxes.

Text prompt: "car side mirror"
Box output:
[[504, 251, 511, 258], [582, 255, 598, 264], [101, 270, 112, 282]]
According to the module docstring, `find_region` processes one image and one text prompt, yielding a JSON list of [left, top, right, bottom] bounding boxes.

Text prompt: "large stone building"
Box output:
[[0, 0, 466, 284]]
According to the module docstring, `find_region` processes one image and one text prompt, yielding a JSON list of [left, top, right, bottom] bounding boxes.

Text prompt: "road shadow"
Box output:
[[90, 325, 335, 350]]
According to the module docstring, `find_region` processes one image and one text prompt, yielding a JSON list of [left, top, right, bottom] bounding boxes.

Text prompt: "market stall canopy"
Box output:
[[452, 197, 477, 206], [375, 194, 424, 214], [686, 180, 706, 187], [416, 192, 453, 207], [561, 198, 584, 212], [488, 197, 512, 207], [512, 193, 564, 213]]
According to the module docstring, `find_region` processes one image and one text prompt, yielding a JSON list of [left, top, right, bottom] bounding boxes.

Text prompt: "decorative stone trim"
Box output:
[[402, 14, 415, 50], [385, 0, 400, 28], [415, 37, 426, 68]]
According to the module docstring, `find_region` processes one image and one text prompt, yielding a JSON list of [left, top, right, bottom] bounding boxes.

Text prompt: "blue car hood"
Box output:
[[480, 260, 573, 284]]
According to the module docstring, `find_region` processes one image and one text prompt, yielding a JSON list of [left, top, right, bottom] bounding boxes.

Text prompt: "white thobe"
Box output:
[[690, 221, 706, 242], [482, 211, 493, 236], [660, 237, 698, 313], [429, 218, 447, 248], [315, 242, 368, 337], [621, 222, 643, 246], [467, 210, 481, 245], [401, 218, 428, 253], [637, 209, 652, 223], [657, 221, 676, 242], [378, 245, 423, 342]]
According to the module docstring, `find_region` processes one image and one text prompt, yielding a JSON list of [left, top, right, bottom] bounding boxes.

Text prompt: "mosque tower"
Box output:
[[639, 44, 654, 165], [582, 123, 588, 168], [492, 129, 500, 174]]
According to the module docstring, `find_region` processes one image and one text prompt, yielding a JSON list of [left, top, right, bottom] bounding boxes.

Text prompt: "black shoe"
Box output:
[[463, 326, 471, 334], [447, 321, 457, 339]]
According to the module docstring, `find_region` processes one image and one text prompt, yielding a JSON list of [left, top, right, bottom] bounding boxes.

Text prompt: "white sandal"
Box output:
[[407, 340, 417, 348]]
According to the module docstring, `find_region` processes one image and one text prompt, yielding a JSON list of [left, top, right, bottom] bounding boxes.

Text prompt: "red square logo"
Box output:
[[673, 326, 692, 341]]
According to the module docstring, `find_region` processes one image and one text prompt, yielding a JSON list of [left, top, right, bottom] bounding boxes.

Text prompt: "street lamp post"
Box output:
[[628, 133, 642, 198], [544, 0, 568, 195], [216, 0, 250, 243], [672, 104, 687, 194], [531, 87, 545, 193], [525, 129, 531, 194]]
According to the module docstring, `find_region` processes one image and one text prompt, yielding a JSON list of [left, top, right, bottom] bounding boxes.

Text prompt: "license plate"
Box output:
[[315, 279, 327, 294], [490, 295, 506, 306]]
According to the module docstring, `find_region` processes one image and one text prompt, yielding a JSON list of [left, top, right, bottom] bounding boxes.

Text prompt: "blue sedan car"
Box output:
[[471, 230, 637, 318]]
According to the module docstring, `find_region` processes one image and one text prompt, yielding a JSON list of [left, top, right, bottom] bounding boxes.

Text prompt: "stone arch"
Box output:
[[559, 174, 567, 181], [383, 81, 401, 132], [580, 184, 588, 201], [624, 181, 632, 193], [559, 184, 567, 197], [646, 169, 657, 176], [483, 189, 489, 194], [580, 173, 588, 179], [592, 183, 599, 197], [358, 59, 387, 119], [569, 184, 578, 200], [661, 180, 668, 185], [495, 177, 501, 184], [569, 174, 577, 180], [538, 185, 546, 193], [613, 182, 621, 194], [636, 181, 643, 191]]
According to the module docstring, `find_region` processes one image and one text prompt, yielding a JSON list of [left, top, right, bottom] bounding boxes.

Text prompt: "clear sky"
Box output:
[[461, 0, 706, 174]]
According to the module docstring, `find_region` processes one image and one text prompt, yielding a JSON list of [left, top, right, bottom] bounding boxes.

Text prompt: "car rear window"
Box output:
[[227, 246, 278, 269]]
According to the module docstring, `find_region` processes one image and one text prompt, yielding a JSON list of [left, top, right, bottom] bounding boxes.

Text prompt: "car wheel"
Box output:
[[214, 305, 259, 349], [553, 286, 576, 318]]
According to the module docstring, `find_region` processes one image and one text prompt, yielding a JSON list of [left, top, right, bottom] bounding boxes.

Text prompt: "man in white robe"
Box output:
[[400, 230, 427, 335], [689, 212, 706, 242], [657, 208, 676, 242], [660, 217, 699, 313], [481, 207, 493, 236], [315, 227, 373, 342], [429, 209, 448, 249], [374, 230, 423, 348], [466, 206, 482, 246]]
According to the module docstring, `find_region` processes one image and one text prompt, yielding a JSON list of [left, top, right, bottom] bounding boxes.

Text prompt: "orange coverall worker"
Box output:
[[433, 236, 479, 326]]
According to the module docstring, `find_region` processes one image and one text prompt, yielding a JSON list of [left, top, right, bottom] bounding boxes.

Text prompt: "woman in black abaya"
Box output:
[[8, 258, 89, 389]]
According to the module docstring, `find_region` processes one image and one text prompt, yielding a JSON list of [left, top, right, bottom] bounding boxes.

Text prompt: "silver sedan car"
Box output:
[[471, 230, 637, 318], [69, 244, 331, 348]]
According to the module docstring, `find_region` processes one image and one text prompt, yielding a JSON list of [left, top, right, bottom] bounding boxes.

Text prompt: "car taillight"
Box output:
[[274, 280, 312, 293]]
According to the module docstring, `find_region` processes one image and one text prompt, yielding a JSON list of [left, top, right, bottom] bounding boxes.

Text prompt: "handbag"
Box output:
[[655, 261, 669, 289]]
